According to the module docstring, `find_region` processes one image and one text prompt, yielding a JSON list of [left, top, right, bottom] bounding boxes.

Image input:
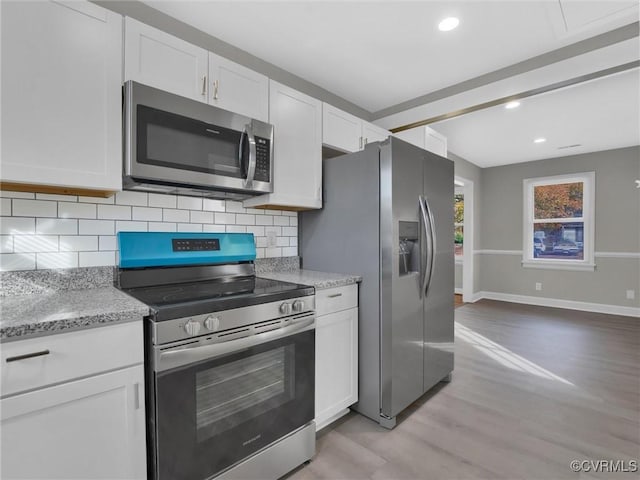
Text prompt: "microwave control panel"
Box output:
[[254, 137, 271, 182]]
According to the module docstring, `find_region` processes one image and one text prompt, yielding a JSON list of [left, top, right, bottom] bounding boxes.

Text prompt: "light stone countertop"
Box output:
[[258, 269, 362, 290], [0, 287, 149, 342]]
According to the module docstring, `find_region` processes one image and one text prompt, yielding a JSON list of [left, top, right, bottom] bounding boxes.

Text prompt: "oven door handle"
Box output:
[[155, 316, 315, 372]]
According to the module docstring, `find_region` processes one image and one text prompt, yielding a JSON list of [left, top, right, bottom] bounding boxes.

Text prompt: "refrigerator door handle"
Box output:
[[423, 196, 437, 297], [419, 195, 430, 298]]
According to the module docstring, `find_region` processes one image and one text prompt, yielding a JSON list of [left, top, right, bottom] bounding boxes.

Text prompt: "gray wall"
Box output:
[[454, 262, 462, 290], [478, 146, 640, 308]]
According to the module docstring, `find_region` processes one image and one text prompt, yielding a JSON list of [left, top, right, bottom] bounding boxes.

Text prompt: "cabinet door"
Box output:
[[208, 52, 269, 122], [362, 122, 389, 147], [393, 126, 425, 149], [1, 365, 146, 480], [424, 126, 448, 158], [244, 81, 322, 210], [322, 103, 362, 153], [315, 308, 358, 430], [1, 0, 122, 192], [125, 17, 208, 102]]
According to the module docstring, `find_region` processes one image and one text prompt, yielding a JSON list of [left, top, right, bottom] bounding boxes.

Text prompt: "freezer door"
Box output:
[[380, 138, 425, 418], [422, 151, 454, 392]]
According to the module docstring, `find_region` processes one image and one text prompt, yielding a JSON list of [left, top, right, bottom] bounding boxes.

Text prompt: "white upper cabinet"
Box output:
[[394, 126, 448, 158], [244, 81, 322, 210], [0, 0, 123, 193], [322, 104, 362, 152], [208, 52, 269, 122], [125, 17, 208, 102], [322, 103, 389, 153]]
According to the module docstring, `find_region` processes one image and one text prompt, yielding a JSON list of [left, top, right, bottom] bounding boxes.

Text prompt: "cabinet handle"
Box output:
[[6, 349, 50, 363], [134, 383, 141, 410], [213, 80, 219, 100], [201, 75, 207, 96], [359, 136, 363, 150], [364, 137, 368, 145], [328, 293, 343, 298]]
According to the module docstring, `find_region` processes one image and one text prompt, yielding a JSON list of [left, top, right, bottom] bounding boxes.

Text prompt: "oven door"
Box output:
[[152, 318, 314, 480]]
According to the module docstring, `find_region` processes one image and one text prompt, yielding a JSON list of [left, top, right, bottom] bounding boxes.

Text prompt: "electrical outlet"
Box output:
[[626, 290, 635, 300], [535, 282, 542, 291], [266, 230, 277, 248]]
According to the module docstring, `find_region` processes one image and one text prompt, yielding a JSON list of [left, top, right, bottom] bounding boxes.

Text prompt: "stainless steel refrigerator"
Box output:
[[300, 136, 454, 428]]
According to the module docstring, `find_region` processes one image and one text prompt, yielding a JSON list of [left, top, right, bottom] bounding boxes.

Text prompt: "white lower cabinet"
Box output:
[[314, 284, 358, 431], [0, 322, 146, 480]]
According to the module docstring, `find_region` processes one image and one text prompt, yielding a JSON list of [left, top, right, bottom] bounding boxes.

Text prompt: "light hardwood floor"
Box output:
[[287, 300, 640, 479]]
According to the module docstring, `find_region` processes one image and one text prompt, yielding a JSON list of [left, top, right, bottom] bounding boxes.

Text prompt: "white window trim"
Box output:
[[522, 172, 595, 271]]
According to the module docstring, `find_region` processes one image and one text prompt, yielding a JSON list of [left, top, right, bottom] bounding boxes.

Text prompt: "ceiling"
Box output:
[[141, 0, 640, 166]]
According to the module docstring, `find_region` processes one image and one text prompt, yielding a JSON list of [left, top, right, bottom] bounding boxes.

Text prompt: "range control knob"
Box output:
[[292, 300, 305, 313], [279, 302, 292, 315], [204, 316, 220, 331], [184, 319, 201, 336]]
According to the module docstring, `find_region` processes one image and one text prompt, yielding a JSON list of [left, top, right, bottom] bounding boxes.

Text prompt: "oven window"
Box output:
[[195, 345, 294, 442], [138, 105, 243, 178]]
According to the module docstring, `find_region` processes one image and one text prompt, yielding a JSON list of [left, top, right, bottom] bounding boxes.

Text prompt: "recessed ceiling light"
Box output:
[[505, 101, 520, 109], [533, 138, 546, 144], [438, 17, 459, 32]]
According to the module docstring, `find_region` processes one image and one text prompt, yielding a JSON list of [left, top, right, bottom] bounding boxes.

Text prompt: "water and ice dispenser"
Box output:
[[398, 221, 419, 276]]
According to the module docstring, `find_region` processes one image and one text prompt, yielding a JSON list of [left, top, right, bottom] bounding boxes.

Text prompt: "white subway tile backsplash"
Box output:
[[235, 214, 255, 225], [132, 207, 163, 222], [282, 246, 298, 257], [14, 235, 58, 253], [115, 221, 148, 232], [0, 191, 35, 199], [78, 195, 115, 204], [225, 201, 245, 213], [13, 199, 57, 218], [1, 217, 36, 234], [246, 226, 265, 237], [203, 199, 226, 212], [203, 224, 225, 232], [59, 236, 98, 252], [177, 196, 202, 210], [190, 211, 214, 223], [1, 190, 299, 270], [1, 253, 36, 271], [273, 216, 289, 226], [36, 218, 77, 235], [37, 252, 78, 269], [36, 193, 77, 202], [163, 209, 190, 223], [0, 235, 14, 253], [177, 223, 203, 232], [99, 235, 117, 251], [58, 202, 97, 219], [214, 213, 235, 224], [79, 251, 116, 267], [1, 199, 11, 216], [98, 205, 131, 220], [79, 220, 115, 236], [148, 193, 177, 209], [148, 222, 177, 232], [115, 191, 148, 206]]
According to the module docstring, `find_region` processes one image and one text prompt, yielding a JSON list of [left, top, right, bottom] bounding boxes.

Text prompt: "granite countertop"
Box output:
[[258, 269, 362, 290], [0, 287, 149, 342]]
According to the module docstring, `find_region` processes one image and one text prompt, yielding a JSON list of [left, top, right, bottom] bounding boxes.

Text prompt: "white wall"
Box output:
[[0, 190, 298, 271]]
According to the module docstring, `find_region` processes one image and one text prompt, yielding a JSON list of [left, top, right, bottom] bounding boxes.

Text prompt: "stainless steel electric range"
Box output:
[[116, 232, 316, 480]]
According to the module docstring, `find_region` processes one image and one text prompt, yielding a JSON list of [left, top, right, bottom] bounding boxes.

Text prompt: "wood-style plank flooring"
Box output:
[[287, 300, 640, 480]]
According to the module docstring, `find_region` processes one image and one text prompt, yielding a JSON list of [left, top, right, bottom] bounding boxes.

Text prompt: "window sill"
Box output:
[[521, 260, 595, 272]]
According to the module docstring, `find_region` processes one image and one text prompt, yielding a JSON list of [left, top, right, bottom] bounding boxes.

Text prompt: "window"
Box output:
[[523, 172, 595, 270], [454, 191, 464, 257]]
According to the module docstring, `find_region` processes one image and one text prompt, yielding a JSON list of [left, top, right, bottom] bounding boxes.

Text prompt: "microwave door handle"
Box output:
[[155, 316, 315, 372], [243, 123, 257, 189]]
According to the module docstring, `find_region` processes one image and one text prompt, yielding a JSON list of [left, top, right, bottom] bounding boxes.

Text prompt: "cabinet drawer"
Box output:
[[1, 322, 143, 398], [316, 284, 358, 316]]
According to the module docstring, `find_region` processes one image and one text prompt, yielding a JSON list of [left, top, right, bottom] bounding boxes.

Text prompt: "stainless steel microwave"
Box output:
[[123, 81, 274, 200]]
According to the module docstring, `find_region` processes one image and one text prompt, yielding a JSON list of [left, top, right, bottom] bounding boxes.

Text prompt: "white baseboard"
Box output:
[[454, 288, 463, 295], [472, 291, 640, 318]]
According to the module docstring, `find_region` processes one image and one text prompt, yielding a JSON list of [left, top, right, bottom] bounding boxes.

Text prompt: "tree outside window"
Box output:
[[454, 193, 464, 257]]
